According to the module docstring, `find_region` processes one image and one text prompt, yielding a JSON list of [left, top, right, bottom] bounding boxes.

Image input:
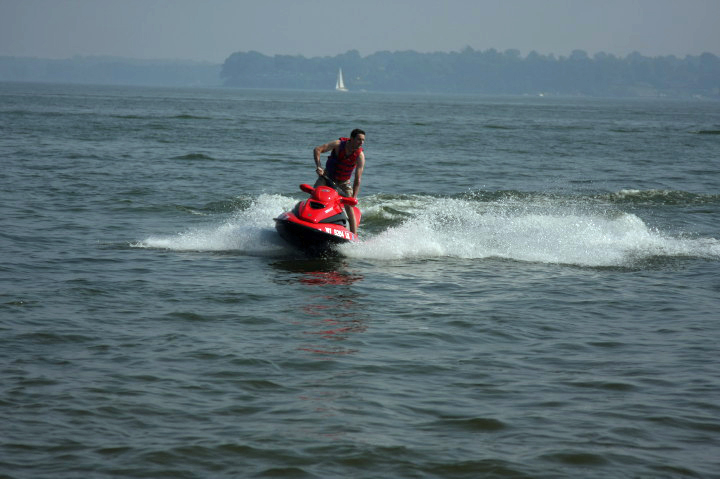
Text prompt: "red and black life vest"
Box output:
[[326, 138, 362, 182]]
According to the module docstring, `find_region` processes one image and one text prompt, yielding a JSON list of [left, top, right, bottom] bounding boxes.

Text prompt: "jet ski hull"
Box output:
[[275, 214, 357, 254]]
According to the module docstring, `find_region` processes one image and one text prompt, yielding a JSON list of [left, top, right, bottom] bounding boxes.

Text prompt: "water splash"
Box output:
[[341, 196, 720, 267], [135, 192, 720, 267], [133, 194, 294, 255]]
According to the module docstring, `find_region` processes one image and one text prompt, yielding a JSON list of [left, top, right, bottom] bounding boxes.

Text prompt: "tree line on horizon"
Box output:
[[221, 47, 720, 97]]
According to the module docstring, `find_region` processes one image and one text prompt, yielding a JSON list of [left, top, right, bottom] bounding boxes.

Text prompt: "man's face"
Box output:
[[349, 134, 365, 150]]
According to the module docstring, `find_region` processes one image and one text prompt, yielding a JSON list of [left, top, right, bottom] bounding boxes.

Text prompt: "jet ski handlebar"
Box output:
[[299, 178, 357, 206]]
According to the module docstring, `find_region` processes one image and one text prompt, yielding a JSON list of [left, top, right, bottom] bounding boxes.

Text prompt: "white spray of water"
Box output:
[[340, 197, 720, 267], [134, 193, 720, 267], [134, 194, 294, 255]]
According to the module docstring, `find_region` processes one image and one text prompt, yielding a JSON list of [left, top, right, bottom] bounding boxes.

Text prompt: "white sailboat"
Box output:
[[335, 68, 348, 92]]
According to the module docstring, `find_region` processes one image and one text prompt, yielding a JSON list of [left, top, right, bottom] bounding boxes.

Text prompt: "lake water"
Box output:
[[2, 82, 720, 478]]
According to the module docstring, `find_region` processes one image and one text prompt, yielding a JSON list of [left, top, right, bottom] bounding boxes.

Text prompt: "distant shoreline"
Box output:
[[2, 49, 719, 99]]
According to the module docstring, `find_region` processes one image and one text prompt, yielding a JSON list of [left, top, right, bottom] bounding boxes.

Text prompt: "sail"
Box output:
[[335, 68, 348, 91]]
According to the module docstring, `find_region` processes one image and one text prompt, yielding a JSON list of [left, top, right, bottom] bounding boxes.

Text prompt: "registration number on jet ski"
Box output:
[[324, 227, 353, 240]]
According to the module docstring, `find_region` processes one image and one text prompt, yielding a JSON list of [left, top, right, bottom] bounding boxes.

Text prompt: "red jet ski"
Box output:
[[275, 177, 361, 254]]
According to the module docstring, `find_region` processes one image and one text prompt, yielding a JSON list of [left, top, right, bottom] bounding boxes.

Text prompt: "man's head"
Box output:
[[349, 128, 365, 150]]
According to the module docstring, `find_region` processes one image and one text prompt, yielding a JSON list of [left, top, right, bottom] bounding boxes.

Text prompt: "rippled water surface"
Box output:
[[2, 83, 720, 478]]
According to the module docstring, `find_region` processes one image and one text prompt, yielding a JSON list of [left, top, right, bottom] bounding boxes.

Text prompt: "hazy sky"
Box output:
[[1, 0, 719, 63]]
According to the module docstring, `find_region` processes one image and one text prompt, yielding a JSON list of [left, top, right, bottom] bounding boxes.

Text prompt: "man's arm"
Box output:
[[352, 152, 365, 198], [313, 140, 340, 175]]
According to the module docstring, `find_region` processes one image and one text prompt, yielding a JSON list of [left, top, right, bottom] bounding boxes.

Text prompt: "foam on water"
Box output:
[[341, 196, 720, 267], [134, 194, 294, 255], [135, 193, 720, 266]]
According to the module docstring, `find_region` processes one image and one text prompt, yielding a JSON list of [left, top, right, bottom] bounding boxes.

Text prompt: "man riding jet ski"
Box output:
[[275, 129, 366, 254]]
